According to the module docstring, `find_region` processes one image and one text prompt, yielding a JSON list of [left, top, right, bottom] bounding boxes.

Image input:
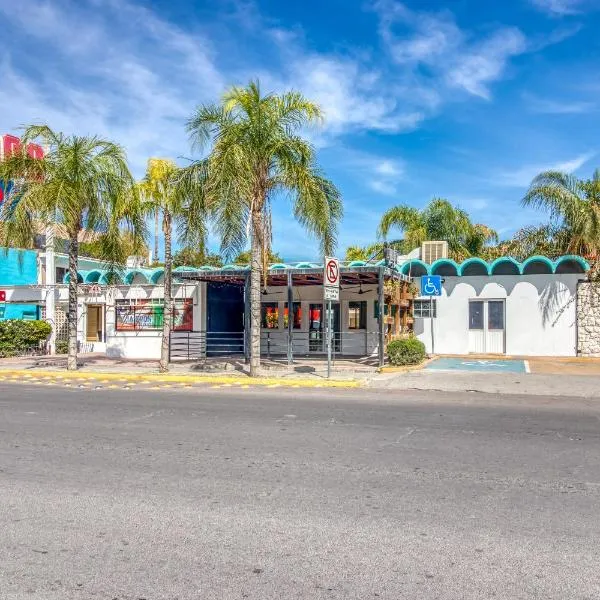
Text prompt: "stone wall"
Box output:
[[577, 282, 600, 356]]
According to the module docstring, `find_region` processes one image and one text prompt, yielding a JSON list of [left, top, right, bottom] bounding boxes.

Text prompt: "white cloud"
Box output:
[[369, 180, 398, 195], [446, 29, 527, 99], [496, 152, 595, 186], [529, 0, 583, 16], [374, 0, 528, 100], [524, 93, 595, 114], [0, 0, 225, 175], [375, 160, 404, 177]]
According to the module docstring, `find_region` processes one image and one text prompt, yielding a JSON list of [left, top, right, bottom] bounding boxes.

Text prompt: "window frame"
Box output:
[[283, 302, 302, 329], [348, 300, 367, 330], [261, 302, 280, 329], [413, 299, 437, 319]]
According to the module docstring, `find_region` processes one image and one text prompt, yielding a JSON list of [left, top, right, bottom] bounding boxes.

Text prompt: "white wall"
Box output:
[[414, 274, 582, 356]]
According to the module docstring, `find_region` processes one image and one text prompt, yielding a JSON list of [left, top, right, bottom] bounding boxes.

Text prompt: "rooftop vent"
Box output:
[[421, 240, 448, 263]]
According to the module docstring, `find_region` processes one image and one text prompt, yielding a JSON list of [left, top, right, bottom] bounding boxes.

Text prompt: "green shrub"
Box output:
[[387, 336, 426, 366], [0, 320, 52, 357], [55, 340, 69, 354]]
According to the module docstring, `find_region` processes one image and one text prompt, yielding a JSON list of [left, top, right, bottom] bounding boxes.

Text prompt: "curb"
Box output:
[[0, 369, 361, 389], [378, 357, 434, 374]]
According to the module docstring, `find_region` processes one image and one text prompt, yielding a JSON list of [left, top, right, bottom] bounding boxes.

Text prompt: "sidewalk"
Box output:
[[0, 354, 366, 388], [372, 369, 600, 398]]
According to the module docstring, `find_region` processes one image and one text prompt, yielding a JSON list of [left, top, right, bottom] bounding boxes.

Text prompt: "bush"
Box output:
[[387, 336, 426, 366], [0, 320, 52, 357], [55, 340, 69, 354]]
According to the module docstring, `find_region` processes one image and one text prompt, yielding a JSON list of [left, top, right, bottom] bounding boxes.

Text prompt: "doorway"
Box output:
[[308, 302, 340, 353], [468, 300, 505, 354], [86, 304, 104, 342], [206, 282, 244, 354]]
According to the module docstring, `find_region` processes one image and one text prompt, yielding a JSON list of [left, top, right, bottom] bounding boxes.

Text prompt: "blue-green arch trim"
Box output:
[[400, 259, 430, 275], [459, 257, 490, 276], [489, 257, 521, 275], [430, 258, 460, 276], [521, 255, 555, 274], [554, 255, 590, 273]]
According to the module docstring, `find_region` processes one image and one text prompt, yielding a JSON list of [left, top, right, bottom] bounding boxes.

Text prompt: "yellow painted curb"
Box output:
[[0, 369, 360, 389]]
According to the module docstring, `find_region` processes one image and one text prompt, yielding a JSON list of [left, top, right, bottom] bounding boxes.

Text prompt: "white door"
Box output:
[[468, 300, 505, 354]]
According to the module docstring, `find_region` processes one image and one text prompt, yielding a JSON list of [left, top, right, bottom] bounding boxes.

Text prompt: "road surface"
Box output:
[[1, 384, 599, 599]]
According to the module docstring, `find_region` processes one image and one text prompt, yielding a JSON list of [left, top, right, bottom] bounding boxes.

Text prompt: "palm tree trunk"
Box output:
[[67, 232, 79, 371], [154, 208, 160, 265], [159, 211, 172, 372], [249, 208, 263, 377]]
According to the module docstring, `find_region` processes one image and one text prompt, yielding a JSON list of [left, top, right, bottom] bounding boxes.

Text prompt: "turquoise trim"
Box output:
[[347, 260, 366, 267], [430, 258, 459, 276], [521, 255, 555, 274], [295, 262, 318, 268], [85, 270, 103, 283], [64, 270, 88, 283], [173, 266, 197, 272], [489, 256, 521, 275], [149, 268, 164, 284], [459, 257, 490, 276], [554, 254, 590, 273], [221, 264, 240, 271], [99, 272, 123, 285], [270, 263, 288, 270], [400, 259, 430, 275], [124, 269, 150, 284]]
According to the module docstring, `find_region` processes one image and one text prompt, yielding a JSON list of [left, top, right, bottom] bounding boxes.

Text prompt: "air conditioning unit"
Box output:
[[421, 240, 448, 263]]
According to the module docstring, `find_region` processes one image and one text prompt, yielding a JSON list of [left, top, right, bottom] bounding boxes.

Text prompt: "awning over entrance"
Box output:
[[177, 264, 412, 286]]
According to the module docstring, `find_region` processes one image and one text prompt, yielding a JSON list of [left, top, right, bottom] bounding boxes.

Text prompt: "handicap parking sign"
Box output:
[[420, 275, 442, 296]]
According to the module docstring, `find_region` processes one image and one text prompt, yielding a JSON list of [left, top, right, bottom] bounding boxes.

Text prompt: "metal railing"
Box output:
[[170, 329, 380, 361], [169, 331, 245, 361]]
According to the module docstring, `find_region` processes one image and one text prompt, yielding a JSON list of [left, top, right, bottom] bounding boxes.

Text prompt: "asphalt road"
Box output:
[[1, 384, 600, 599]]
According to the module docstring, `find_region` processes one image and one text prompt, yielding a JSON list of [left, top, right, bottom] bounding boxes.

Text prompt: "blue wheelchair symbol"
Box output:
[[420, 275, 442, 296]]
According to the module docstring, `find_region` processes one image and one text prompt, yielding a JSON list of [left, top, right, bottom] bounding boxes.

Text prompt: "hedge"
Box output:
[[387, 336, 426, 366], [0, 320, 52, 357]]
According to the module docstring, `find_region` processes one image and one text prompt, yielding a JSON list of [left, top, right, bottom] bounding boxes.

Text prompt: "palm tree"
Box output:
[[186, 81, 342, 376], [139, 158, 208, 372], [522, 169, 600, 257], [378, 198, 497, 261], [0, 125, 145, 370]]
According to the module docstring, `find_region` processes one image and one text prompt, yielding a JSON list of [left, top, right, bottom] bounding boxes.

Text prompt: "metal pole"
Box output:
[[327, 299, 332, 378], [430, 297, 434, 354], [377, 266, 385, 367], [287, 270, 293, 366]]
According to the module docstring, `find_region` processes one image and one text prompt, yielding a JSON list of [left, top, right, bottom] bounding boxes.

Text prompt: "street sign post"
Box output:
[[420, 275, 442, 354], [324, 257, 340, 378]]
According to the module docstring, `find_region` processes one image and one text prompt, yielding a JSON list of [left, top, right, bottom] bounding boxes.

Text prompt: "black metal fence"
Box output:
[[169, 329, 379, 361]]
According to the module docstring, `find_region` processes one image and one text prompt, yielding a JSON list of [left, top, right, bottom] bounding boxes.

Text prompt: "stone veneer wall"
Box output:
[[577, 282, 600, 356]]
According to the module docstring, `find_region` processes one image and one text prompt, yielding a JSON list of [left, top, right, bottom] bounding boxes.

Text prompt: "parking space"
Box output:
[[426, 357, 528, 374]]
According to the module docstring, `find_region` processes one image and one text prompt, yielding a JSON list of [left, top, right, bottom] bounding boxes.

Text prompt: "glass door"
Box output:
[[468, 300, 505, 353], [309, 303, 323, 352]]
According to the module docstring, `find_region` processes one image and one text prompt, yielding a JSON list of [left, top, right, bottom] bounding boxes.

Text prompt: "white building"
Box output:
[[0, 253, 591, 361]]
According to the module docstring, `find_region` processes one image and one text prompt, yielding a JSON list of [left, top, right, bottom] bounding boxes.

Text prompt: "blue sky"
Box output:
[[1, 0, 599, 260]]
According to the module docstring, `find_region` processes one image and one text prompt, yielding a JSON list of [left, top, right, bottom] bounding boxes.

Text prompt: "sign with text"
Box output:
[[324, 286, 339, 301], [0, 291, 6, 302], [324, 256, 340, 302]]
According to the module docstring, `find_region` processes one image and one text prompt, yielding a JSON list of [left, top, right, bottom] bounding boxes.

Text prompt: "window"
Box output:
[[56, 267, 68, 283], [261, 302, 279, 329], [488, 301, 504, 330], [413, 299, 436, 318], [115, 299, 193, 331], [348, 301, 367, 329], [469, 301, 484, 330], [283, 302, 302, 329]]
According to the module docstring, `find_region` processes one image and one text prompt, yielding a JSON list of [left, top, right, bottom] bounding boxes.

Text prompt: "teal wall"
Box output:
[[0, 248, 40, 320], [0, 248, 38, 285]]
